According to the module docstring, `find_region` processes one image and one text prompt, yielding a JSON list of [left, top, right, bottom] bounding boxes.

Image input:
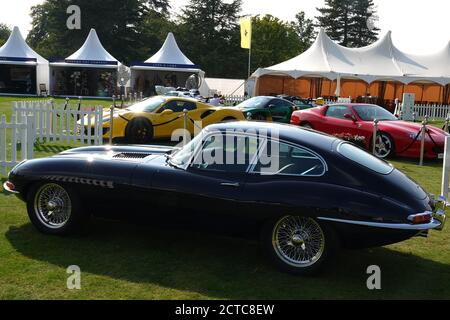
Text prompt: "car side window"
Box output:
[[325, 105, 351, 120], [252, 141, 326, 176], [191, 133, 263, 173], [269, 99, 292, 108], [159, 100, 196, 113]]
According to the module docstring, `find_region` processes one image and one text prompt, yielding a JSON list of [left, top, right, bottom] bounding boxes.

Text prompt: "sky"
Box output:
[[0, 0, 449, 55]]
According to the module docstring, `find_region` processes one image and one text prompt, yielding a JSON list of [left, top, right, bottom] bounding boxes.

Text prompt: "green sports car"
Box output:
[[236, 96, 313, 123]]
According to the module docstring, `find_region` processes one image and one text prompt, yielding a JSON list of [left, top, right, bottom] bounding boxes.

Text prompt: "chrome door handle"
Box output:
[[220, 182, 240, 187]]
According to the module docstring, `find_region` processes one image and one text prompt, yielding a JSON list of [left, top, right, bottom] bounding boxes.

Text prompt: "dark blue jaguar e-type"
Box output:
[[3, 122, 447, 274]]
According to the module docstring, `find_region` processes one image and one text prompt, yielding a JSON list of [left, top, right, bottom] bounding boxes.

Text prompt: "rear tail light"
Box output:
[[407, 212, 432, 224], [4, 181, 15, 191]]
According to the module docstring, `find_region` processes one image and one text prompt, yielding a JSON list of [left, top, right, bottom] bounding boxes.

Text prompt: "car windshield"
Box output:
[[127, 96, 166, 113], [338, 142, 394, 174], [237, 97, 270, 108], [169, 133, 204, 168], [353, 105, 398, 121]]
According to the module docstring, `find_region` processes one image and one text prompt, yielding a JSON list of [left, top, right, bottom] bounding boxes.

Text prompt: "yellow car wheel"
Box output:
[[125, 118, 154, 144]]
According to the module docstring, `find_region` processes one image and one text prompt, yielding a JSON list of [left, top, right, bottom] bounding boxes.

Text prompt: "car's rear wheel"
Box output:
[[26, 182, 88, 235], [261, 215, 338, 275], [125, 118, 153, 144], [372, 132, 394, 158]]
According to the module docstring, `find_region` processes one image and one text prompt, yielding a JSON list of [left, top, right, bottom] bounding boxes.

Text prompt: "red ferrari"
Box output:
[[290, 103, 448, 159]]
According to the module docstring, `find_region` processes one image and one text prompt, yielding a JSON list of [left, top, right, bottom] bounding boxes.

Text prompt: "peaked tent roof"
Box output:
[[0, 26, 48, 65], [50, 28, 118, 68], [252, 29, 450, 85], [131, 32, 201, 73]]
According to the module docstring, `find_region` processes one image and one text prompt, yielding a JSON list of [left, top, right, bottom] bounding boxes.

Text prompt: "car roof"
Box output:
[[327, 103, 380, 107], [205, 121, 338, 152]]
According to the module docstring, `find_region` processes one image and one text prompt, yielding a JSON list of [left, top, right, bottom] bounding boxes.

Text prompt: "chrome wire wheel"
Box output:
[[374, 133, 393, 158], [34, 183, 72, 229], [272, 216, 325, 268]]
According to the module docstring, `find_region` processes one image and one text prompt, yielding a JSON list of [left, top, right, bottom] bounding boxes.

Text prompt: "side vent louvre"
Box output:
[[113, 152, 151, 159], [200, 110, 215, 119]]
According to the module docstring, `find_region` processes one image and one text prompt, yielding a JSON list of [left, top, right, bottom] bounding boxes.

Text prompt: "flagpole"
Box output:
[[248, 44, 251, 79]]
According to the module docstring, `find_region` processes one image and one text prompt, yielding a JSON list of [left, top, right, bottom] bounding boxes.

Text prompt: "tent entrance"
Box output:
[[50, 66, 117, 97], [132, 70, 199, 97], [0, 64, 37, 95]]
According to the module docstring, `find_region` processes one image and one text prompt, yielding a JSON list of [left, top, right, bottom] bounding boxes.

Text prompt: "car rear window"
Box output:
[[337, 143, 393, 174]]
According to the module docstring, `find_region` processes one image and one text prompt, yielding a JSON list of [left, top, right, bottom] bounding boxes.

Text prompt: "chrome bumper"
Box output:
[[319, 196, 447, 232], [432, 195, 447, 231], [317, 217, 443, 230]]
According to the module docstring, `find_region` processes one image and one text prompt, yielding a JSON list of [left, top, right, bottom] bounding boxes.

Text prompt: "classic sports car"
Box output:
[[277, 95, 315, 110], [80, 96, 245, 143], [3, 122, 446, 275], [291, 103, 448, 159], [236, 96, 296, 123]]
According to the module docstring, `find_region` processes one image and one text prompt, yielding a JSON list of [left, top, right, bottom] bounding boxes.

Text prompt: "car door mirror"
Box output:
[[161, 109, 174, 116], [268, 104, 276, 109], [344, 113, 356, 122]]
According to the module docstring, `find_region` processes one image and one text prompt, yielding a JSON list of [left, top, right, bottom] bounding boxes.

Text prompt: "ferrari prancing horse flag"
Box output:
[[240, 16, 252, 49]]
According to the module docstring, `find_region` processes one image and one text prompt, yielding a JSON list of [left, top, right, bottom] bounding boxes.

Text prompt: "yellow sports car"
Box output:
[[81, 96, 245, 143]]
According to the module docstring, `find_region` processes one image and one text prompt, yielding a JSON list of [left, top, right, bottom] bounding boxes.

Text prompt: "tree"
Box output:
[[176, 0, 247, 78], [316, 0, 379, 47], [291, 11, 316, 52], [251, 15, 302, 70], [27, 0, 171, 63], [348, 0, 379, 47], [0, 23, 11, 47]]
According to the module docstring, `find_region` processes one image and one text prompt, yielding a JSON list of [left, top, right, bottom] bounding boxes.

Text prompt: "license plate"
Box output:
[[438, 153, 444, 159]]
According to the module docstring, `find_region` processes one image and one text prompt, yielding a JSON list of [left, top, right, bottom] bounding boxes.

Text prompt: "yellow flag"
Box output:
[[240, 16, 252, 49]]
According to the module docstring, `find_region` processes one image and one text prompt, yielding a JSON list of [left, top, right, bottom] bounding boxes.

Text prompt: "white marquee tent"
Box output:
[[199, 78, 245, 96], [254, 28, 450, 84], [0, 26, 49, 95], [130, 32, 204, 96], [252, 29, 450, 103], [49, 28, 119, 97]]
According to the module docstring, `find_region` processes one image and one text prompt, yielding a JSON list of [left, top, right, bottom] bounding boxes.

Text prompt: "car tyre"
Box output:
[[26, 182, 88, 235], [372, 132, 395, 159], [261, 215, 338, 275], [125, 118, 153, 144]]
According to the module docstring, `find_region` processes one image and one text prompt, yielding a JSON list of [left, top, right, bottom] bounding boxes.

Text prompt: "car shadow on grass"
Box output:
[[5, 219, 450, 299]]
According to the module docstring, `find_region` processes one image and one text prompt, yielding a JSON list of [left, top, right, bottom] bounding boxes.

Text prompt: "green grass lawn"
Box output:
[[0, 96, 449, 299]]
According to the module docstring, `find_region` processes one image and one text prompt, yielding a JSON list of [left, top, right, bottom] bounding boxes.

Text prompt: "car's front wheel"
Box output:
[[26, 182, 88, 235], [261, 215, 338, 275]]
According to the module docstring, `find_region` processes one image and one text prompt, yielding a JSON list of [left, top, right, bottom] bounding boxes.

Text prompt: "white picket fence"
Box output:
[[12, 101, 104, 145], [0, 114, 35, 175], [395, 103, 450, 121], [223, 95, 249, 105], [411, 104, 450, 121]]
